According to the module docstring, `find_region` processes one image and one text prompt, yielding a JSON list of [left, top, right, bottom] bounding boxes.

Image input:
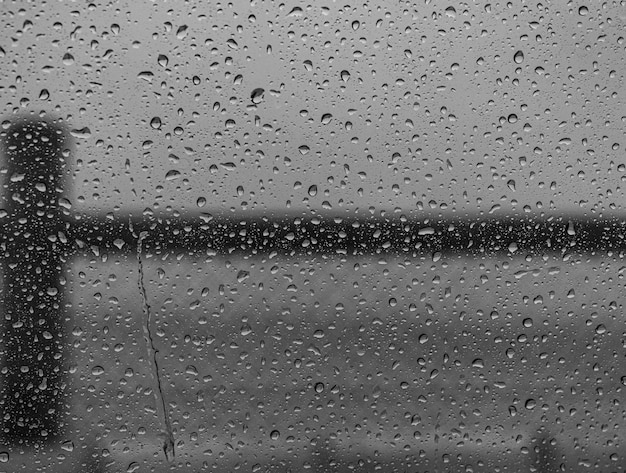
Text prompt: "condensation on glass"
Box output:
[[0, 1, 625, 472]]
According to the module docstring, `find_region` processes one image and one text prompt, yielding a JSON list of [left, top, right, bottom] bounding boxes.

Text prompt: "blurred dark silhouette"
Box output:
[[0, 118, 70, 445], [1, 117, 619, 470]]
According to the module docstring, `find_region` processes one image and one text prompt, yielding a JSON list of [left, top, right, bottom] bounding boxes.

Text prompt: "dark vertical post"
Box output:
[[0, 118, 68, 445]]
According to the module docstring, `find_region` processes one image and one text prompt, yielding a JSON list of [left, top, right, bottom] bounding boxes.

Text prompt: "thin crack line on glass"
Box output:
[[130, 218, 175, 462]]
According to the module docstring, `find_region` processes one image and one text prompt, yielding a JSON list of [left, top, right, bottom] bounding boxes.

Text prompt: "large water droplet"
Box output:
[[513, 50, 524, 64], [157, 54, 169, 67], [176, 25, 188, 39], [150, 117, 162, 129], [165, 169, 181, 181], [340, 70, 350, 82], [138, 71, 154, 82], [321, 113, 332, 124], [62, 53, 74, 65], [250, 87, 265, 104]]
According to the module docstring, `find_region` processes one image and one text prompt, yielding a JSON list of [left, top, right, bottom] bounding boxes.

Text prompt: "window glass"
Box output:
[[1, 1, 625, 471]]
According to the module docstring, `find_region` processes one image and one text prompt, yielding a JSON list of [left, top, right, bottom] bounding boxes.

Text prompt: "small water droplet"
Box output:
[[513, 50, 524, 64], [314, 382, 325, 393], [524, 398, 536, 410], [196, 197, 207, 207], [227, 38, 239, 49], [321, 113, 332, 124], [308, 185, 318, 196], [298, 145, 310, 155], [351, 20, 360, 30], [270, 430, 280, 440]]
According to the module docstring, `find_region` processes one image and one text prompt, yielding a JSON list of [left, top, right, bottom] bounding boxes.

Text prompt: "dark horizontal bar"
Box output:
[[46, 212, 626, 257]]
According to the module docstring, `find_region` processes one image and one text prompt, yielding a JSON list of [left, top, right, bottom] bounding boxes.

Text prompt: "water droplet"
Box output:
[[39, 89, 50, 100], [250, 87, 265, 104], [513, 50, 524, 64], [157, 54, 169, 67], [595, 324, 606, 335], [314, 382, 325, 393], [196, 197, 207, 208], [227, 38, 239, 49], [150, 117, 162, 129], [0, 452, 8, 463], [91, 365, 105, 376], [308, 185, 318, 196], [351, 20, 360, 30], [270, 430, 280, 440], [70, 127, 91, 139], [62, 53, 74, 65], [185, 365, 198, 375], [524, 399, 536, 410], [298, 145, 310, 155], [61, 441, 74, 452], [165, 169, 181, 181], [138, 71, 154, 82], [578, 5, 589, 15], [321, 113, 332, 124], [507, 114, 518, 123], [340, 70, 350, 82], [523, 318, 533, 328], [220, 162, 236, 170], [176, 25, 188, 39], [507, 179, 516, 191], [472, 358, 484, 368], [288, 6, 303, 16]]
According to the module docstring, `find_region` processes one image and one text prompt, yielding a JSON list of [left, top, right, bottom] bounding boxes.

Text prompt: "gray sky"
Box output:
[[1, 0, 625, 218]]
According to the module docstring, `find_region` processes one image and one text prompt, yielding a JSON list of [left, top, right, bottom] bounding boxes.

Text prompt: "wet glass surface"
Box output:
[[1, 1, 625, 472]]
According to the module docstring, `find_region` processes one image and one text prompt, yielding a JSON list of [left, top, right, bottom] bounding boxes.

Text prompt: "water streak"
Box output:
[[130, 220, 175, 462]]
